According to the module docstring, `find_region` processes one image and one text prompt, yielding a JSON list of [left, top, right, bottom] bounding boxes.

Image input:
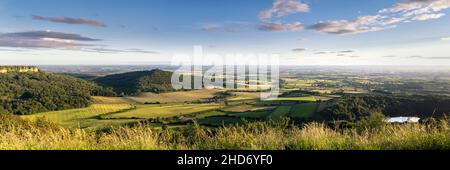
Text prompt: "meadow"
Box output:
[[125, 89, 219, 103], [7, 71, 450, 150], [2, 114, 449, 150], [21, 104, 136, 129], [21, 103, 223, 129], [18, 87, 331, 130]]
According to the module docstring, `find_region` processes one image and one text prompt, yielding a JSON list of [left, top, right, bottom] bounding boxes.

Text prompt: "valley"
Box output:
[[1, 66, 449, 150]]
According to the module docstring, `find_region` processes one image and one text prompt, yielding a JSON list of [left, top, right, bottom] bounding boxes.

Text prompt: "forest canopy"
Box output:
[[0, 72, 115, 115], [94, 69, 175, 95]]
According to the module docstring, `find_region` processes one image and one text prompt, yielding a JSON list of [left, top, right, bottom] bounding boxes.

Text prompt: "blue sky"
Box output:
[[1, 0, 450, 65]]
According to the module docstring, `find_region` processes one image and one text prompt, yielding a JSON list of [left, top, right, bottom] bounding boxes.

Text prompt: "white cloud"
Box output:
[[442, 37, 450, 40], [201, 24, 221, 32], [32, 15, 106, 27], [0, 31, 99, 49], [259, 0, 309, 20], [259, 0, 308, 32], [382, 0, 450, 21], [309, 0, 450, 35], [381, 0, 450, 14], [412, 13, 446, 20], [308, 19, 397, 35], [259, 22, 303, 32]]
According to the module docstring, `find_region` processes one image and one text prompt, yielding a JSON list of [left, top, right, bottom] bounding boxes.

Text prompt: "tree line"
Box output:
[[0, 72, 115, 115]]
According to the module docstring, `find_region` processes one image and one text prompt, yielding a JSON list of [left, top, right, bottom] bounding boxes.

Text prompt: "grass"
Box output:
[[21, 103, 222, 129], [227, 92, 262, 101], [289, 103, 318, 118], [21, 104, 135, 128], [220, 104, 272, 113], [267, 96, 318, 102], [125, 89, 218, 104], [102, 104, 222, 119], [195, 111, 227, 119], [228, 111, 271, 119], [92, 96, 136, 104], [267, 106, 291, 120], [197, 116, 244, 127], [2, 114, 449, 150]]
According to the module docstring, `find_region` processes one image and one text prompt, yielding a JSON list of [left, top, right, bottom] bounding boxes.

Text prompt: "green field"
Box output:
[[267, 96, 318, 102], [102, 104, 222, 119], [220, 104, 273, 113], [125, 89, 219, 103], [198, 116, 244, 126], [289, 103, 318, 118], [227, 92, 262, 101], [92, 96, 136, 104], [228, 111, 270, 119], [21, 104, 136, 128], [195, 111, 227, 119], [21, 103, 223, 129], [267, 106, 291, 120]]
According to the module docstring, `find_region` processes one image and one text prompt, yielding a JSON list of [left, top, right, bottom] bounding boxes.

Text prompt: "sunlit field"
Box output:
[[2, 114, 449, 150], [125, 89, 219, 103]]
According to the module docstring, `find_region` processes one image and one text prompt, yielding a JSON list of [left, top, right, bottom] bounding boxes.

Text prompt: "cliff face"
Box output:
[[0, 66, 39, 73]]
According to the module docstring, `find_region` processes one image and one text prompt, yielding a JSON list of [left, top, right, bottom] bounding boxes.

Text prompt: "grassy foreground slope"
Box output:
[[1, 114, 449, 150]]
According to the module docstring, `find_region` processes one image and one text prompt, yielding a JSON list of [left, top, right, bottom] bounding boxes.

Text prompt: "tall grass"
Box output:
[[0, 114, 449, 150]]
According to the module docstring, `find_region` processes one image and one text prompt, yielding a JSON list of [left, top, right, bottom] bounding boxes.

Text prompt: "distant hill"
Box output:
[[0, 71, 115, 115], [94, 69, 176, 95]]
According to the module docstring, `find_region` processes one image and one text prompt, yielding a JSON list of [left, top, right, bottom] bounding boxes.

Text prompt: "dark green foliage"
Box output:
[[320, 95, 450, 121], [356, 112, 386, 130], [94, 69, 175, 95], [0, 72, 115, 115]]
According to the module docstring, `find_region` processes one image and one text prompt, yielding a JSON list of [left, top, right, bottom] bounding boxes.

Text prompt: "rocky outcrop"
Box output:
[[0, 66, 39, 73]]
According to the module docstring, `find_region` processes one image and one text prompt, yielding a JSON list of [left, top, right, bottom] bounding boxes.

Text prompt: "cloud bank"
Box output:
[[0, 30, 156, 54], [259, 0, 309, 20], [259, 0, 309, 32], [32, 15, 106, 27], [309, 0, 450, 35], [0, 30, 99, 49]]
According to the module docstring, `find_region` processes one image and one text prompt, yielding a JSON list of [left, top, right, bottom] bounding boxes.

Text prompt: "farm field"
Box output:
[[227, 92, 262, 101], [125, 89, 219, 103], [220, 104, 273, 113], [195, 111, 227, 119], [21, 103, 223, 129], [289, 103, 319, 118], [267, 96, 319, 102], [267, 106, 291, 120], [197, 116, 245, 126], [101, 104, 222, 119], [93, 96, 136, 104], [228, 111, 271, 119], [21, 104, 135, 128]]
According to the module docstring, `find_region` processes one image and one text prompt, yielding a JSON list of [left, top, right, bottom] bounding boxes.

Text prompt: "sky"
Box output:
[[1, 0, 450, 65]]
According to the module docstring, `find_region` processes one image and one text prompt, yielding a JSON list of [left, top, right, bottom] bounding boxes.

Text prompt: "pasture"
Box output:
[[125, 89, 219, 103], [267, 106, 291, 120], [21, 104, 136, 128], [102, 104, 222, 119], [289, 103, 319, 118]]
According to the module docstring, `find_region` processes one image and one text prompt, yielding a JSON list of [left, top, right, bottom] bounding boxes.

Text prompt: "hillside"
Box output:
[[94, 69, 176, 95], [0, 71, 115, 115]]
